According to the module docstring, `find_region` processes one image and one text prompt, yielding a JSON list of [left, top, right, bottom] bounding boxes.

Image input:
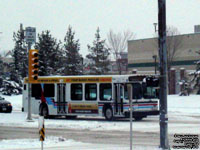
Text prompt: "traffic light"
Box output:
[[29, 49, 39, 82]]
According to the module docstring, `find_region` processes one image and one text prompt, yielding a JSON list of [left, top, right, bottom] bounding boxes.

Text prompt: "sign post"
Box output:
[[25, 27, 36, 121], [127, 84, 133, 150], [39, 116, 45, 150]]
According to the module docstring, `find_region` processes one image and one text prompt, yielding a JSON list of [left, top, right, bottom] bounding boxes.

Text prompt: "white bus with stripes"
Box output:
[[22, 75, 159, 121]]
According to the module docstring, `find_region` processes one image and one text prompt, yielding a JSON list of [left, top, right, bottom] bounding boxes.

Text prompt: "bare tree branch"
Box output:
[[106, 29, 135, 74]]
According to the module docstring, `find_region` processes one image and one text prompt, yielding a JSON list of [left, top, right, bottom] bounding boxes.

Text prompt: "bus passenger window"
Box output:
[[32, 84, 42, 97], [85, 84, 97, 101], [71, 84, 82, 100], [44, 84, 55, 97], [100, 84, 112, 101]]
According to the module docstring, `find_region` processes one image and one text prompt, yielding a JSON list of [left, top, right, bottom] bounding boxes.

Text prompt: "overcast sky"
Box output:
[[0, 0, 200, 57]]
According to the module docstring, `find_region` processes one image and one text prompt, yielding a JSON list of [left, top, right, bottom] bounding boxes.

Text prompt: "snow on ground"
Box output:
[[168, 95, 200, 116], [0, 137, 160, 150]]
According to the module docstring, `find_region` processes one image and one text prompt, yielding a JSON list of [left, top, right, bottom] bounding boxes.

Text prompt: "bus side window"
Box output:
[[85, 84, 97, 101], [100, 83, 112, 101], [132, 83, 142, 99], [124, 84, 128, 99], [32, 84, 41, 98], [44, 84, 55, 97], [71, 84, 82, 100]]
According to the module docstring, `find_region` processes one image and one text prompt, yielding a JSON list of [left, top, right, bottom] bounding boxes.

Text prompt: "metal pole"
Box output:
[[127, 84, 133, 150], [158, 0, 169, 149], [153, 55, 157, 74], [27, 43, 33, 121], [41, 141, 43, 150]]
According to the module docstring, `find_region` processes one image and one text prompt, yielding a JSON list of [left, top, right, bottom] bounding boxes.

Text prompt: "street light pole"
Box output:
[[153, 23, 158, 33], [152, 55, 157, 74], [158, 0, 169, 149]]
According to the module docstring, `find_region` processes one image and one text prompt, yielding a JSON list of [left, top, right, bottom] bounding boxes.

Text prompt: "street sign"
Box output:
[[25, 27, 36, 44]]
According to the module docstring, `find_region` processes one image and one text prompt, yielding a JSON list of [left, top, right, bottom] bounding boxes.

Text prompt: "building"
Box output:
[[128, 32, 200, 72]]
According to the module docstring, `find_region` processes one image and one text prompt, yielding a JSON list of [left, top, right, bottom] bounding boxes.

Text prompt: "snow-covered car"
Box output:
[[0, 96, 12, 113]]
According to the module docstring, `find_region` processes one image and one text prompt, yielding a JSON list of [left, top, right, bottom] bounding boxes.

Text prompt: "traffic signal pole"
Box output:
[[158, 0, 169, 149], [27, 43, 32, 121]]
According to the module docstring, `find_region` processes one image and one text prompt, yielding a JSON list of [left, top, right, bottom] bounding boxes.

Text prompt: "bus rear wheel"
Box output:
[[41, 106, 49, 118], [134, 117, 143, 121], [104, 107, 113, 121]]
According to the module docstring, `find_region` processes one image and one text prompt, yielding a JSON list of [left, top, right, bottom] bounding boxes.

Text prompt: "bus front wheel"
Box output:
[[104, 107, 113, 121]]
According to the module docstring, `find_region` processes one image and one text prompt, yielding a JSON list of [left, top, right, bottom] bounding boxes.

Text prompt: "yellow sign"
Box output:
[[71, 103, 98, 110], [24, 77, 112, 84], [68, 103, 98, 114]]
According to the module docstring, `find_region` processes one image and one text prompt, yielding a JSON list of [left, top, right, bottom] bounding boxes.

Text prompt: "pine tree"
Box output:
[[193, 52, 200, 94], [63, 26, 83, 75], [0, 55, 3, 87], [86, 28, 110, 75], [0, 55, 3, 78], [12, 26, 27, 82], [35, 30, 62, 76], [189, 50, 200, 94]]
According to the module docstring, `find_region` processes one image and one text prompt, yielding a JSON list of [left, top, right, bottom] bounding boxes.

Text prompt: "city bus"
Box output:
[[22, 75, 159, 121]]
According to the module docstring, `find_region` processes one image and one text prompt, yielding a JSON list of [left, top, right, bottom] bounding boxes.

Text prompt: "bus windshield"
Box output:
[[143, 86, 158, 99]]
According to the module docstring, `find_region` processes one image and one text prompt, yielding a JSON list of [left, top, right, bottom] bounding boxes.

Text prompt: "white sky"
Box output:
[[0, 0, 200, 57]]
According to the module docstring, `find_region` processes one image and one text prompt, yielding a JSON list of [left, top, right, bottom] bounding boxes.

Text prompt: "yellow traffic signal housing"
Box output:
[[29, 49, 39, 83]]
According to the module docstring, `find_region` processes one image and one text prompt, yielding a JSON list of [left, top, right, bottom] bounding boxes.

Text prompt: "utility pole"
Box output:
[[158, 0, 169, 149]]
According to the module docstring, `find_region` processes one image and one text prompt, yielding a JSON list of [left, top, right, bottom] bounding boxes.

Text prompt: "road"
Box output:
[[0, 116, 199, 150], [0, 117, 179, 148]]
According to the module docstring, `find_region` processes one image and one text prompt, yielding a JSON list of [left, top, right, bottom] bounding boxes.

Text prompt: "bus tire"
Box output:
[[104, 107, 113, 121], [134, 117, 143, 121], [41, 106, 49, 118], [65, 115, 77, 119]]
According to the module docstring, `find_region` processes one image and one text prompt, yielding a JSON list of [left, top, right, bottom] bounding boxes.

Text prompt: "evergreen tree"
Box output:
[[12, 26, 27, 81], [192, 52, 200, 94], [86, 28, 110, 75], [0, 55, 3, 88], [0, 55, 3, 76], [63, 26, 83, 75], [35, 30, 62, 76]]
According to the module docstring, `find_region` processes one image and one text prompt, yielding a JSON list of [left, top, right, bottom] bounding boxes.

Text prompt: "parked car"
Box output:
[[0, 96, 12, 113]]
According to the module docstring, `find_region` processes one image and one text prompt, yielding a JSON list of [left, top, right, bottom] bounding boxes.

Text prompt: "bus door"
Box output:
[[114, 83, 123, 115], [57, 84, 66, 114]]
